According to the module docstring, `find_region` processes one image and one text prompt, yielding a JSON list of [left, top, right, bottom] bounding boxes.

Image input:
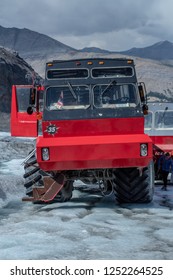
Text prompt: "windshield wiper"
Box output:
[[67, 82, 77, 100], [101, 80, 117, 96]]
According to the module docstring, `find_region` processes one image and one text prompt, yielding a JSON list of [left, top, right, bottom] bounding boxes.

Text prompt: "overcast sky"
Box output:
[[0, 0, 173, 51]]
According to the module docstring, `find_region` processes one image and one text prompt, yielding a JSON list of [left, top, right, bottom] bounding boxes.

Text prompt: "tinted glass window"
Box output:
[[47, 69, 89, 79], [155, 111, 173, 129], [92, 67, 133, 78], [16, 88, 31, 112], [16, 87, 44, 112]]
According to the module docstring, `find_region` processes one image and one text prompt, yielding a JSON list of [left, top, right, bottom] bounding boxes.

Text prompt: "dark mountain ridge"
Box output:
[[1, 26, 173, 61], [80, 47, 111, 54], [80, 41, 173, 61], [120, 40, 173, 60], [0, 26, 75, 56]]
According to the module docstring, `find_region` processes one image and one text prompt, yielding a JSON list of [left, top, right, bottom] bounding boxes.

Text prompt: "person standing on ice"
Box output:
[[158, 152, 173, 191]]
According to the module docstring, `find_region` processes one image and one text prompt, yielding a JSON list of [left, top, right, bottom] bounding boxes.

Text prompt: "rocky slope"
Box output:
[[0, 47, 41, 113]]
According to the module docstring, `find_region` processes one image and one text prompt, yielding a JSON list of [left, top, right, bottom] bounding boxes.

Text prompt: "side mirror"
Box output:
[[27, 106, 33, 115], [29, 88, 36, 105], [138, 84, 145, 102], [142, 104, 148, 115]]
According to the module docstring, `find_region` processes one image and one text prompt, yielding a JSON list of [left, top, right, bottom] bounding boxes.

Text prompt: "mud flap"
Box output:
[[22, 174, 65, 202]]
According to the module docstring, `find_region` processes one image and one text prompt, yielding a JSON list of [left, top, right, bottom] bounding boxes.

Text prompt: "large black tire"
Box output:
[[113, 161, 154, 203], [24, 154, 42, 196], [23, 152, 73, 202]]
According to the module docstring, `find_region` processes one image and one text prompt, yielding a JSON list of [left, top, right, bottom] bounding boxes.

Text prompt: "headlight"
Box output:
[[42, 148, 50, 161], [140, 144, 148, 156]]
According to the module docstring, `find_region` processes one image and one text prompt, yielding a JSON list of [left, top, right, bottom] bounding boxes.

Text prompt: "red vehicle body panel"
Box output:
[[42, 117, 144, 138], [37, 118, 153, 171], [150, 136, 173, 153], [11, 85, 38, 137]]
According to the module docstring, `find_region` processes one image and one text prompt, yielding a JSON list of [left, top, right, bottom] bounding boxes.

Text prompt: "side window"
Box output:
[[92, 67, 134, 78], [155, 111, 173, 129], [16, 88, 31, 112], [47, 69, 89, 79], [144, 112, 152, 129]]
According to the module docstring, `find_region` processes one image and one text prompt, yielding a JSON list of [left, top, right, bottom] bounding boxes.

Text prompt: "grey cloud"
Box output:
[[0, 0, 172, 50], [40, 0, 154, 36], [0, 0, 157, 35]]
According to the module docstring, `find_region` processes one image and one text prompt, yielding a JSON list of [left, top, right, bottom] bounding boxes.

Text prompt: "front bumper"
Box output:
[[36, 134, 153, 171]]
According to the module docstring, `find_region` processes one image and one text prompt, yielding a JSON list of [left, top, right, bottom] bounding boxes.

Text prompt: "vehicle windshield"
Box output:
[[46, 85, 90, 110], [93, 83, 139, 108]]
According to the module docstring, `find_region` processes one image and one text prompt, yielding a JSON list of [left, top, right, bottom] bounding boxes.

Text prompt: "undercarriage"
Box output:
[[22, 151, 154, 204]]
